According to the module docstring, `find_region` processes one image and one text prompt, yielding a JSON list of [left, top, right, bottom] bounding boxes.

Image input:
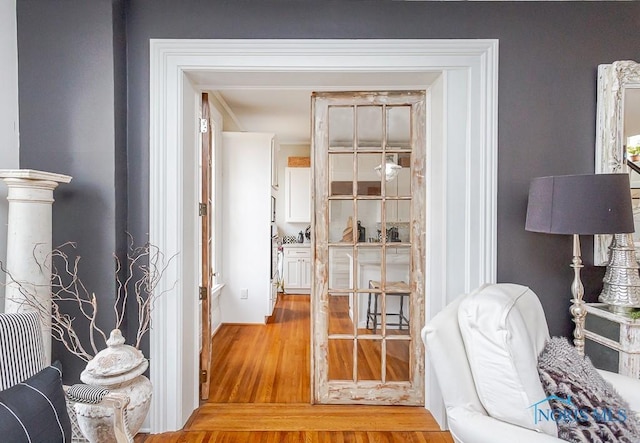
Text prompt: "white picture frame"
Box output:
[[595, 60, 640, 265]]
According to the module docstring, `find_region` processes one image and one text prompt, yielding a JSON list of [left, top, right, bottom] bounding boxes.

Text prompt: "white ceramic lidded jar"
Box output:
[[75, 329, 153, 443]]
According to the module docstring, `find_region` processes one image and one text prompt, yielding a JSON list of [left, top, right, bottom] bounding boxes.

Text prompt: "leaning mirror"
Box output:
[[595, 60, 640, 265]]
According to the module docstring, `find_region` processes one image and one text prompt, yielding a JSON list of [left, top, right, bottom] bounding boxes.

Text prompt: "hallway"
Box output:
[[137, 295, 452, 442], [207, 294, 310, 403]]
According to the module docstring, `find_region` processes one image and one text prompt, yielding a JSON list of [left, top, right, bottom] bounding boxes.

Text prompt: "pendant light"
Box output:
[[375, 154, 402, 182]]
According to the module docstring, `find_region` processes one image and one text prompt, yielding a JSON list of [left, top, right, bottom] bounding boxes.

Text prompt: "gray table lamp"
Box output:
[[525, 173, 634, 355]]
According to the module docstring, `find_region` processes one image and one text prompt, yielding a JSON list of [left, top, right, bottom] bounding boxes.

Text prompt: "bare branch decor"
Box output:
[[1, 238, 177, 362], [1, 238, 177, 441]]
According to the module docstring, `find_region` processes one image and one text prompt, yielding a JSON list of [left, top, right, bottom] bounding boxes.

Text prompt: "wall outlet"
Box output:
[[240, 288, 248, 299]]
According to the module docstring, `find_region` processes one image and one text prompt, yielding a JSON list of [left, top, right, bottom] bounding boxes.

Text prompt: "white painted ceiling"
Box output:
[[187, 71, 441, 145]]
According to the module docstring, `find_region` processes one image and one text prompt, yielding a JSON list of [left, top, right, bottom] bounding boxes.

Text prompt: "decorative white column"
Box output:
[[0, 169, 72, 364]]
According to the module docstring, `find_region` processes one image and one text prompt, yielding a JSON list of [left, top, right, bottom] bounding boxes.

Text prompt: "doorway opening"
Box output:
[[199, 88, 426, 407], [149, 39, 498, 433]]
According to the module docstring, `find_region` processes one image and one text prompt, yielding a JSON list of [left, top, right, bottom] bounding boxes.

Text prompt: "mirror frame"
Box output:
[[595, 60, 640, 265]]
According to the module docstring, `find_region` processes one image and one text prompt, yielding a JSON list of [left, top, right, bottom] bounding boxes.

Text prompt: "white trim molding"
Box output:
[[0, 0, 20, 312], [149, 39, 498, 433]]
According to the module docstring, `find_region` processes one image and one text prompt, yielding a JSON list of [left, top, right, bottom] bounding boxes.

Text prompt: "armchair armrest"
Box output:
[[447, 406, 564, 443], [64, 384, 133, 443], [597, 369, 640, 417]]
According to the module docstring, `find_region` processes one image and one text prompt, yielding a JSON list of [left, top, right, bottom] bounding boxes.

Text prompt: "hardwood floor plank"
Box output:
[[186, 403, 439, 432], [138, 431, 453, 443], [208, 295, 311, 403]]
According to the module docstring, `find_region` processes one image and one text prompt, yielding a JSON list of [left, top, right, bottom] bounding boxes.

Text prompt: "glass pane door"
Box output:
[[312, 91, 426, 404]]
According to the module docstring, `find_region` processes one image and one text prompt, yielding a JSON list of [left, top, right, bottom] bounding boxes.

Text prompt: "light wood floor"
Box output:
[[206, 293, 311, 403], [136, 294, 452, 442]]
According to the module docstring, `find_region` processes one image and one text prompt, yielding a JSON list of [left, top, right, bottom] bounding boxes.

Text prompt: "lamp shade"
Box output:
[[525, 173, 634, 235]]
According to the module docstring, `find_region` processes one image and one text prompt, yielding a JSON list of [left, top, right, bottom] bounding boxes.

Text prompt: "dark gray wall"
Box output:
[[16, 0, 640, 380], [125, 0, 640, 339], [17, 0, 126, 381], [112, 0, 130, 343]]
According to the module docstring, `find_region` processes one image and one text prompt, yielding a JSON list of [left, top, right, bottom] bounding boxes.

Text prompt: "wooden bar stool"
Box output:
[[366, 280, 410, 333]]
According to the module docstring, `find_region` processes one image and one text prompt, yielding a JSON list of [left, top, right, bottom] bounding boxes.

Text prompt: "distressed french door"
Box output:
[[312, 91, 426, 404]]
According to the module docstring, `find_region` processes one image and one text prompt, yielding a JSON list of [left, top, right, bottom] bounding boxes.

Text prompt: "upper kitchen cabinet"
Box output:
[[284, 166, 311, 223]]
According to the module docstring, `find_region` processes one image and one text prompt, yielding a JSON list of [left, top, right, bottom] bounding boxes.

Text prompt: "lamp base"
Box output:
[[571, 234, 586, 356]]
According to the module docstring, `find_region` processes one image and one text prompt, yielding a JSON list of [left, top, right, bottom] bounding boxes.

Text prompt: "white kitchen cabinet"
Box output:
[[300, 257, 311, 288], [284, 167, 311, 223], [283, 245, 311, 294], [329, 255, 350, 289]]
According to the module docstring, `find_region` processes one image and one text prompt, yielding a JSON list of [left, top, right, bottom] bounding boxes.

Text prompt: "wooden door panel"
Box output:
[[199, 93, 212, 400]]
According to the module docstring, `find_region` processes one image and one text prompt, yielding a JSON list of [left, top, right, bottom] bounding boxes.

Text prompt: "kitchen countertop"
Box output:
[[283, 243, 311, 248]]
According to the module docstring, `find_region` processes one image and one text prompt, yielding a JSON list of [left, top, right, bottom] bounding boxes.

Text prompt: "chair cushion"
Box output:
[[538, 337, 640, 442], [458, 283, 557, 436], [0, 365, 71, 442], [422, 292, 488, 417]]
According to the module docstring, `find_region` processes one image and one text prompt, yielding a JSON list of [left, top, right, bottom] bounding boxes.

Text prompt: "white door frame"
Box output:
[[149, 39, 498, 433]]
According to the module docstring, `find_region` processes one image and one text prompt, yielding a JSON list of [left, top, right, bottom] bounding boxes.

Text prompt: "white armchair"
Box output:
[[422, 283, 640, 443]]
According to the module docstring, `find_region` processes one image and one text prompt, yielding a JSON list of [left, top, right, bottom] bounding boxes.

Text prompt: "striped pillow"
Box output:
[[0, 312, 47, 391], [0, 365, 71, 442]]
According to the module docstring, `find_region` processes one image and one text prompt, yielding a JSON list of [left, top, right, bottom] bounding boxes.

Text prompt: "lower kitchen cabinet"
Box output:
[[283, 245, 311, 294]]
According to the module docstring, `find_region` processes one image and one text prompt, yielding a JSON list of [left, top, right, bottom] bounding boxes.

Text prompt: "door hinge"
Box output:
[[199, 286, 207, 301], [199, 118, 209, 133], [199, 203, 207, 216], [200, 369, 207, 383]]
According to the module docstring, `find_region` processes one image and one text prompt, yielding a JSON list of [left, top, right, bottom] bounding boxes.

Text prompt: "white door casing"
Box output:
[[149, 39, 498, 433]]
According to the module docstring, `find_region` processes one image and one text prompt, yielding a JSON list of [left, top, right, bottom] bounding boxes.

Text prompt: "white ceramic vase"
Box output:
[[75, 329, 153, 443]]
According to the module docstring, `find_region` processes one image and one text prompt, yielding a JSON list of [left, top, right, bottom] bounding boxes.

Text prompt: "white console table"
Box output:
[[584, 303, 640, 379]]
